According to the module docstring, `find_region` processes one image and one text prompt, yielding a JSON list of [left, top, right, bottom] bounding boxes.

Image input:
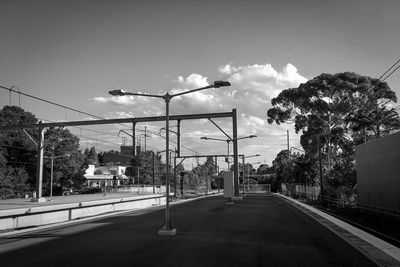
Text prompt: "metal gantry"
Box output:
[[0, 109, 239, 234]]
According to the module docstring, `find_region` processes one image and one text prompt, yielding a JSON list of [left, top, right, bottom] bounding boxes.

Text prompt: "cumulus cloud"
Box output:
[[93, 62, 307, 164], [171, 73, 210, 95], [218, 63, 307, 99], [93, 96, 136, 105]]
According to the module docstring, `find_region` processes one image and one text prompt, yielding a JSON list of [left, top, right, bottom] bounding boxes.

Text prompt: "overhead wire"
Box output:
[[0, 85, 271, 164], [0, 84, 133, 129], [377, 58, 400, 82]]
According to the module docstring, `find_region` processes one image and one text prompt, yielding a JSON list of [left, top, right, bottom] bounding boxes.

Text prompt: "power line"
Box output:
[[0, 85, 104, 120], [378, 58, 400, 81], [0, 85, 233, 159], [0, 84, 132, 129], [381, 64, 400, 82]]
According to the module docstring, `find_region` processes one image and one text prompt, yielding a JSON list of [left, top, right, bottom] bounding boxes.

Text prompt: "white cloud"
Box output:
[[218, 63, 307, 99], [277, 63, 308, 88], [93, 96, 136, 105], [172, 73, 210, 94], [93, 62, 307, 165]]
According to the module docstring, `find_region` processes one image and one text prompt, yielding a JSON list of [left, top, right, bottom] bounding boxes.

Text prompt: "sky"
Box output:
[[1, 0, 399, 170]]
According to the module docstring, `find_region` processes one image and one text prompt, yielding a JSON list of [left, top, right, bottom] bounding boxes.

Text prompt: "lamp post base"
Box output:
[[158, 226, 177, 236]]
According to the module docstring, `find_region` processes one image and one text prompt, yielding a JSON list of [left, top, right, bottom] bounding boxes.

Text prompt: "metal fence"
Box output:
[[240, 184, 271, 193], [281, 183, 320, 200]]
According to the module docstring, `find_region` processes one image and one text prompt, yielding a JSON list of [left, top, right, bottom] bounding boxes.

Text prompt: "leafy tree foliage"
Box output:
[[0, 149, 14, 198], [97, 150, 131, 165], [267, 72, 399, 197], [43, 127, 86, 193], [291, 154, 318, 185], [0, 106, 87, 197], [84, 147, 99, 166], [186, 157, 217, 191], [271, 150, 294, 186], [256, 164, 270, 175], [0, 148, 30, 198], [0, 106, 38, 187], [187, 170, 201, 191], [126, 150, 163, 185]]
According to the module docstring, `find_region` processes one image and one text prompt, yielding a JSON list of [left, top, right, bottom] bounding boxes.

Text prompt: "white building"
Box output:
[[84, 164, 128, 188]]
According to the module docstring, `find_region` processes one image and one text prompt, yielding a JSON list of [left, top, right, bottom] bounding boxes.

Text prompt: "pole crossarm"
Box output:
[[0, 111, 234, 130], [208, 118, 233, 141], [175, 154, 245, 159], [170, 85, 215, 98]]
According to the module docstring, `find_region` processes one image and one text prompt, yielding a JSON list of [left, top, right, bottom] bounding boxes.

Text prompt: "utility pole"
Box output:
[[287, 130, 290, 158], [177, 120, 181, 157], [242, 156, 246, 194], [137, 167, 140, 194], [215, 156, 220, 193], [34, 121, 45, 202], [144, 126, 147, 152], [317, 137, 324, 201], [174, 155, 177, 198], [132, 122, 136, 156], [153, 152, 156, 194]]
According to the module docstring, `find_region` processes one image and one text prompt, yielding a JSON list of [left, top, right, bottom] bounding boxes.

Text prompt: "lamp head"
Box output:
[[109, 89, 126, 96], [200, 137, 208, 140], [249, 135, 257, 138], [213, 81, 231, 88]]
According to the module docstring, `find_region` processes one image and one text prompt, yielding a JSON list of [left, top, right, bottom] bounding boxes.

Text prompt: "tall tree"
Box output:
[[0, 149, 13, 198], [126, 150, 163, 185], [272, 150, 293, 183], [267, 72, 399, 196], [85, 147, 99, 166], [0, 106, 38, 188], [44, 127, 86, 193], [200, 157, 216, 191], [256, 164, 270, 175], [268, 72, 399, 169]]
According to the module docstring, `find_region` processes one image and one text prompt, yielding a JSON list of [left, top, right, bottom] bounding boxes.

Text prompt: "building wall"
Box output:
[[356, 131, 400, 216]]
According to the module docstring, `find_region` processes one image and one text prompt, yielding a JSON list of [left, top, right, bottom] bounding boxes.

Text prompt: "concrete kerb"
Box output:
[[277, 193, 400, 264], [0, 192, 223, 238]]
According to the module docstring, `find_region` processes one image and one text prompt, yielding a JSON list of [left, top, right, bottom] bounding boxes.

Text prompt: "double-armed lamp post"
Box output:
[[109, 80, 231, 236], [200, 135, 257, 170]]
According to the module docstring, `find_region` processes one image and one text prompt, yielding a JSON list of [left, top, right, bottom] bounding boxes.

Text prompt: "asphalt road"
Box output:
[[0, 194, 376, 267]]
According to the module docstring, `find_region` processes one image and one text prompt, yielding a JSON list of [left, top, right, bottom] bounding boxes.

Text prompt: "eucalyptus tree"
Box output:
[[267, 72, 399, 196], [268, 72, 399, 171], [0, 106, 38, 187], [44, 127, 86, 192]]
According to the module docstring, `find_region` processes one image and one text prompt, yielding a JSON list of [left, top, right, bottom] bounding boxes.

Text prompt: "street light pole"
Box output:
[[164, 93, 172, 232], [50, 157, 54, 201], [109, 80, 231, 236], [227, 140, 230, 170]]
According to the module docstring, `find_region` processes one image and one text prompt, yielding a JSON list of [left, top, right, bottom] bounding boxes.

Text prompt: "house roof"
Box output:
[[85, 174, 128, 180]]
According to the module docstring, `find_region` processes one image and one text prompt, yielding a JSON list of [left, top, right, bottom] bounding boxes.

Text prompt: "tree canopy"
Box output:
[[267, 72, 399, 198], [0, 106, 88, 198]]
